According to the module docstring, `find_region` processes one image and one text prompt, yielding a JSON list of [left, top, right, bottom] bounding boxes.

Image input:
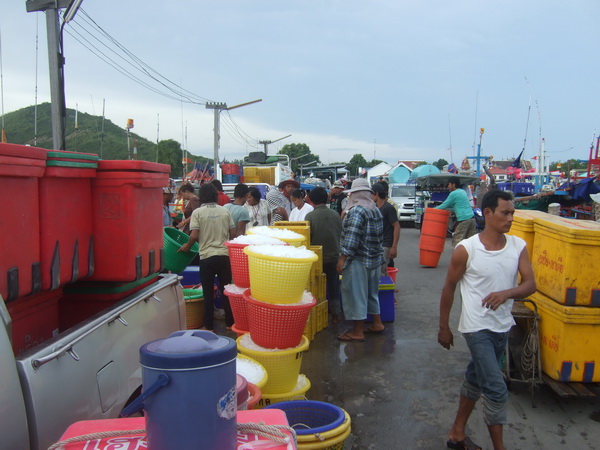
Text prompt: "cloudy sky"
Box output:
[[2, 1, 599, 167]]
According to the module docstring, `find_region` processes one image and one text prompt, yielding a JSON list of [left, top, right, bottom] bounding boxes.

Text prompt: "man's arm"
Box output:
[[481, 247, 537, 310], [389, 219, 400, 260], [438, 245, 468, 349], [179, 229, 199, 253], [436, 190, 455, 210]]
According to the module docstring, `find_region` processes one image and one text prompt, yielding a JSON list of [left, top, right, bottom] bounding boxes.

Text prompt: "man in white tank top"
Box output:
[[438, 190, 536, 450]]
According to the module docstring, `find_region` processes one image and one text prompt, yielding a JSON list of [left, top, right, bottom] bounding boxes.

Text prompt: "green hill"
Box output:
[[2, 103, 157, 160]]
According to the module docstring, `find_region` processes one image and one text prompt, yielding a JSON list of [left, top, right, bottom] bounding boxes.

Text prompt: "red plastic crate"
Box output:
[[39, 167, 95, 290], [88, 161, 169, 282], [0, 143, 47, 301], [7, 288, 61, 355], [59, 275, 158, 330]]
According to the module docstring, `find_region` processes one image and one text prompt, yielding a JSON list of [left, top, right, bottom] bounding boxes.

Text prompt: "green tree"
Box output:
[[278, 143, 321, 174], [432, 158, 449, 170], [347, 154, 368, 177], [368, 159, 385, 167], [157, 139, 183, 178], [549, 159, 588, 172]]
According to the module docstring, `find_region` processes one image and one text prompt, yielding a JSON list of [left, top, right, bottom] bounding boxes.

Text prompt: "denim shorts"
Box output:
[[461, 330, 508, 425], [341, 259, 380, 320]]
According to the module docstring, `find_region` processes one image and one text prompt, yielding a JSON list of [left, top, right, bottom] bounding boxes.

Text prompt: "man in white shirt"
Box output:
[[438, 190, 536, 450]]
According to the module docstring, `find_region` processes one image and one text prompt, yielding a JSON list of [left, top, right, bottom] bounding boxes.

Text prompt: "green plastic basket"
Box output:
[[182, 288, 204, 300], [163, 227, 199, 273]]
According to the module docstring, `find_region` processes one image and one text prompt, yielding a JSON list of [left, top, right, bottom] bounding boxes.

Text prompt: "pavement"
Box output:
[[297, 227, 600, 450]]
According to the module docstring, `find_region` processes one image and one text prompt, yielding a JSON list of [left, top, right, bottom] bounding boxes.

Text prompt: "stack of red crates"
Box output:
[[0, 143, 170, 355]]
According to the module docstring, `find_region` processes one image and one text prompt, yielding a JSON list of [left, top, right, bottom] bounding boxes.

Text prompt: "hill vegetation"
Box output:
[[1, 103, 213, 177]]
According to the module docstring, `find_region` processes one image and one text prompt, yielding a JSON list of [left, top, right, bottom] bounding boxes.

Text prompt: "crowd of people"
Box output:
[[167, 177, 402, 341]]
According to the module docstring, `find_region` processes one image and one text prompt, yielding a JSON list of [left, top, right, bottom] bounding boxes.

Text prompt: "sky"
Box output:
[[2, 1, 600, 168]]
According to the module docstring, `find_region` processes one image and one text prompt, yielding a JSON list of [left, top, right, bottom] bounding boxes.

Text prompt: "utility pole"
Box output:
[[206, 99, 262, 175], [27, 0, 84, 150], [258, 134, 291, 155]]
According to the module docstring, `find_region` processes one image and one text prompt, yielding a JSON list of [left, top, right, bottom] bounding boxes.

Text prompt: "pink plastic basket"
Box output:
[[225, 286, 250, 331], [245, 289, 316, 349], [225, 242, 252, 288]]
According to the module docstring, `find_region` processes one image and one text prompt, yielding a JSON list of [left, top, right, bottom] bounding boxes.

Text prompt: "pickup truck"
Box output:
[[0, 274, 185, 450]]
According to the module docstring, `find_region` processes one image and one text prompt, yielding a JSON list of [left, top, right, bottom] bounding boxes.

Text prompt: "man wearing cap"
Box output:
[[372, 182, 400, 275], [436, 176, 476, 247], [329, 180, 348, 216], [337, 178, 385, 340], [266, 179, 299, 225]]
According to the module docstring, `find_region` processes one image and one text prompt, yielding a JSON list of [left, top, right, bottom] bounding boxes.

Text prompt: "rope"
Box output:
[[520, 315, 540, 379], [48, 422, 297, 449], [47, 429, 146, 449]]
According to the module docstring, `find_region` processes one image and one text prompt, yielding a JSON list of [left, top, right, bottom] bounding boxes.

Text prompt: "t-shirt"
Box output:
[[436, 188, 474, 222], [289, 203, 314, 221], [189, 203, 234, 259], [266, 189, 291, 224], [224, 203, 250, 229], [306, 205, 342, 264], [457, 234, 527, 334], [378, 201, 399, 248]]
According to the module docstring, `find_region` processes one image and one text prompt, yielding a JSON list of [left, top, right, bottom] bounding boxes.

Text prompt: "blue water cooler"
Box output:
[[126, 330, 238, 450]]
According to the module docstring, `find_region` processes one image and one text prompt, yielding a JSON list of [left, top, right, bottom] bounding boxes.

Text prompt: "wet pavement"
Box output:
[[297, 227, 600, 450]]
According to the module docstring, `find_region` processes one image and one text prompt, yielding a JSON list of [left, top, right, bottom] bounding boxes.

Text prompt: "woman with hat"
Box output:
[[337, 178, 386, 341]]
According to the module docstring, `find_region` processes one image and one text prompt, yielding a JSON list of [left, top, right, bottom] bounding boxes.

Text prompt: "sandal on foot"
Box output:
[[446, 436, 482, 450], [337, 332, 366, 342], [364, 327, 385, 334]]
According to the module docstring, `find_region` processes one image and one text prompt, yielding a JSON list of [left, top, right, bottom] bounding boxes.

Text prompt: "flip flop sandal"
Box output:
[[364, 327, 385, 334], [446, 436, 482, 450], [337, 332, 366, 342]]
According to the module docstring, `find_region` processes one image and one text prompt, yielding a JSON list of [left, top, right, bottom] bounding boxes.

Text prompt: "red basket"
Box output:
[[225, 242, 251, 288], [225, 286, 250, 331], [245, 289, 316, 349], [231, 323, 249, 337]]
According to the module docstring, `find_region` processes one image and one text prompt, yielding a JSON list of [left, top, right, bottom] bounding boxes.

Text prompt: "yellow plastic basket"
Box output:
[[236, 354, 268, 389], [298, 424, 351, 450], [237, 334, 310, 394], [254, 374, 311, 409], [272, 221, 311, 247], [248, 226, 307, 247], [243, 246, 317, 304]]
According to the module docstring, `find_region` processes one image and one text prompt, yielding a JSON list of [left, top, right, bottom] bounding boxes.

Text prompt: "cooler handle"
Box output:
[[120, 373, 170, 417]]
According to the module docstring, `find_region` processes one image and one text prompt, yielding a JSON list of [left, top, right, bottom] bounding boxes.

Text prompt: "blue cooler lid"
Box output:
[[140, 330, 237, 370]]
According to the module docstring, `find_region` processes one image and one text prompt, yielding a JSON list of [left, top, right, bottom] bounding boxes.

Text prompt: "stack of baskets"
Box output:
[[236, 243, 318, 407]]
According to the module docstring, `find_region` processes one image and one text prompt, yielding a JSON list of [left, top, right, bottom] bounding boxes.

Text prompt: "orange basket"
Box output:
[[247, 382, 262, 410], [231, 323, 250, 338], [225, 285, 250, 330], [225, 242, 252, 288], [245, 290, 316, 349]]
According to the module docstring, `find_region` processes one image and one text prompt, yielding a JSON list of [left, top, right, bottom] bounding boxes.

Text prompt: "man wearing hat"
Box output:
[[329, 180, 348, 216], [337, 178, 386, 340], [266, 178, 299, 224]]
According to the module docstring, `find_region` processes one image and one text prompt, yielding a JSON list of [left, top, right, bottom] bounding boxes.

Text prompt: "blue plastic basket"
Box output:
[[264, 400, 345, 435]]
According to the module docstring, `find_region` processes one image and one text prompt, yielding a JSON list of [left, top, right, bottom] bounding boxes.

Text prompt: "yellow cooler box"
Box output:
[[531, 215, 600, 306], [509, 210, 554, 261], [526, 291, 600, 382]]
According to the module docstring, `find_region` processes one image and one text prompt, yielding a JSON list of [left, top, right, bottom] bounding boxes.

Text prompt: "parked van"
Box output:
[[389, 183, 417, 224]]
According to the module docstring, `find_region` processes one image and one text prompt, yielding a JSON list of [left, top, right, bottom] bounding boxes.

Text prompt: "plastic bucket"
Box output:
[[419, 208, 449, 268], [237, 334, 310, 393], [243, 246, 317, 304], [254, 374, 311, 409], [245, 289, 316, 349], [236, 354, 268, 389], [126, 330, 237, 450], [247, 382, 262, 410], [163, 227, 199, 273], [225, 286, 250, 331], [386, 267, 398, 283]]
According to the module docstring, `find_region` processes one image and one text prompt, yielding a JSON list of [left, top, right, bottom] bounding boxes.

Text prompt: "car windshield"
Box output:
[[391, 186, 416, 197]]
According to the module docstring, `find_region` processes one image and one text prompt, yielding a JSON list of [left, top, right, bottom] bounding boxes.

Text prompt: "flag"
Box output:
[[447, 163, 458, 174], [510, 150, 524, 168]]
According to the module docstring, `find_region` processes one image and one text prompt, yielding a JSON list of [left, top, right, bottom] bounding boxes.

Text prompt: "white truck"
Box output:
[[389, 183, 418, 225], [0, 274, 185, 450]]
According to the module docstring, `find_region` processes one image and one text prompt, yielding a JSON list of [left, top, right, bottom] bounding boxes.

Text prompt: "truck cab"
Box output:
[[389, 183, 417, 225]]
